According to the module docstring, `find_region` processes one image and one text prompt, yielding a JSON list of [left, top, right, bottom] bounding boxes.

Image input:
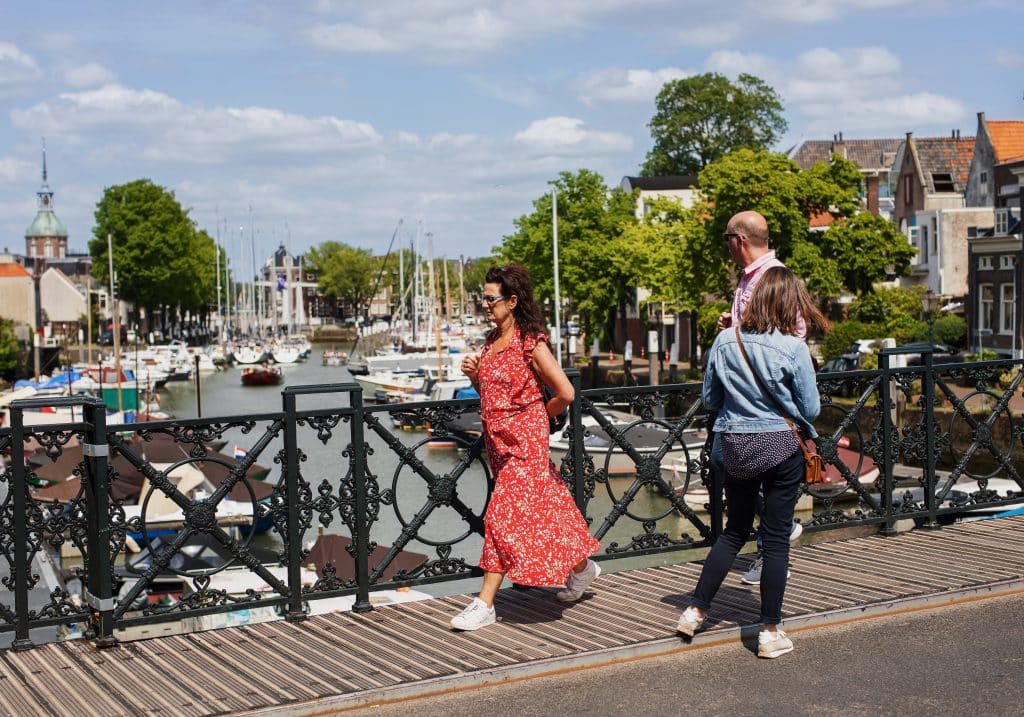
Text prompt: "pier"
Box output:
[[2, 352, 1024, 713]]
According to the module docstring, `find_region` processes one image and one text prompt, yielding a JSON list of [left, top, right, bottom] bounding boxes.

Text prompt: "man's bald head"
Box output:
[[728, 211, 769, 248]]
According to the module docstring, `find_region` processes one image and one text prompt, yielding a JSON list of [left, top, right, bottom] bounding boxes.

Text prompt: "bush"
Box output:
[[932, 315, 967, 348], [822, 320, 883, 360], [697, 300, 730, 359]]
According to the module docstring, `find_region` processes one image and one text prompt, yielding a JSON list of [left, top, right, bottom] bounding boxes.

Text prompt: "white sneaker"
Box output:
[[739, 556, 791, 586], [450, 597, 496, 631], [676, 606, 705, 637], [556, 560, 601, 602], [757, 629, 794, 658], [790, 520, 803, 542]]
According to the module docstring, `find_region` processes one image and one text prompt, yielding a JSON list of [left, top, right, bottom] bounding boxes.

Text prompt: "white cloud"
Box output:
[[576, 67, 691, 106], [801, 92, 967, 132], [514, 116, 633, 153], [0, 156, 38, 185], [0, 42, 43, 93], [994, 50, 1024, 69], [63, 62, 117, 88], [705, 46, 964, 135]]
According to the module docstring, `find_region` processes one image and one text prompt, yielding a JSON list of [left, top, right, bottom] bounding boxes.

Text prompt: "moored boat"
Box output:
[[240, 365, 283, 386]]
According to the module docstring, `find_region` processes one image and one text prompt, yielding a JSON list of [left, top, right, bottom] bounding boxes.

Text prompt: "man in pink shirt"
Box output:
[[717, 210, 806, 339], [715, 210, 805, 586]]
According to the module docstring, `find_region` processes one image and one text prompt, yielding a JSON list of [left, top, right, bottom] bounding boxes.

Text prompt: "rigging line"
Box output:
[[349, 218, 403, 358]]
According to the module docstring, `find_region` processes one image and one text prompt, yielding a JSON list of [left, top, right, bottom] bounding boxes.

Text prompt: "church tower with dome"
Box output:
[[24, 140, 68, 260]]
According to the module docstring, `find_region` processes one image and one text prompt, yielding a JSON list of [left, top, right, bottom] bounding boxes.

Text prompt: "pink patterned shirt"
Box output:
[[731, 250, 806, 340]]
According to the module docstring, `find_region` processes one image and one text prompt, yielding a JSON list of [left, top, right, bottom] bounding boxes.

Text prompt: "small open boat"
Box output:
[[240, 365, 282, 386]]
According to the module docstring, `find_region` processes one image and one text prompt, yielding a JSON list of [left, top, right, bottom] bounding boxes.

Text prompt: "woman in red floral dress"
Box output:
[[450, 264, 601, 631]]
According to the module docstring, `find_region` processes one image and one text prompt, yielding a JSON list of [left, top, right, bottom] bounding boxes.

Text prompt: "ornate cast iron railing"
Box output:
[[2, 353, 1023, 651]]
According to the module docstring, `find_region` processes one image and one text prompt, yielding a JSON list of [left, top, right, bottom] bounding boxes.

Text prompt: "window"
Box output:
[[1001, 255, 1015, 270], [931, 217, 938, 256], [932, 172, 956, 192], [996, 208, 1009, 234], [980, 171, 989, 195], [1001, 284, 1015, 335], [44, 243, 52, 258], [978, 255, 993, 270], [903, 174, 913, 205], [980, 284, 994, 331], [908, 226, 922, 263], [920, 225, 929, 263]]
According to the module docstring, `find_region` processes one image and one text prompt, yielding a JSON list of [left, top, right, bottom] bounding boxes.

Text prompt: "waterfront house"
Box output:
[[789, 133, 902, 219]]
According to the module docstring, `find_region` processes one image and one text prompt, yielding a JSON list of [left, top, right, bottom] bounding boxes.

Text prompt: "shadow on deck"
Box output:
[[4, 516, 1024, 716]]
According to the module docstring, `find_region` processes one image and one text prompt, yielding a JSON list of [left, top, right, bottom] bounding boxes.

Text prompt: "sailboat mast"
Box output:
[[459, 255, 466, 321], [443, 257, 450, 325]]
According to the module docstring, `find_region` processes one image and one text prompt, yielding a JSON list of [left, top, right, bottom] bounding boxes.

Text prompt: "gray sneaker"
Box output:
[[739, 556, 791, 586], [556, 560, 601, 602], [757, 629, 794, 658]]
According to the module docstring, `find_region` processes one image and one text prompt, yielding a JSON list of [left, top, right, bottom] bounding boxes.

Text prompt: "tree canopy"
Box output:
[[0, 318, 18, 374], [306, 241, 380, 317], [90, 179, 218, 321], [498, 169, 638, 344], [698, 150, 914, 298], [642, 73, 787, 176]]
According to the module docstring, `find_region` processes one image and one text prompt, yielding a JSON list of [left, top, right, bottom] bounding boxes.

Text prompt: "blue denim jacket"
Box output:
[[702, 327, 820, 437]]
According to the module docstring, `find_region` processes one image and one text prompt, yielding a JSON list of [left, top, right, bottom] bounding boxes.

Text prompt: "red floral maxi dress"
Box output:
[[476, 330, 600, 586]]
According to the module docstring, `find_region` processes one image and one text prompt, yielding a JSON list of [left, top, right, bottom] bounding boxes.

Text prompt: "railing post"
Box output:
[[282, 389, 307, 622], [567, 369, 586, 513], [348, 387, 372, 613], [920, 349, 940, 529], [83, 398, 117, 647], [878, 352, 898, 536], [9, 405, 33, 651]]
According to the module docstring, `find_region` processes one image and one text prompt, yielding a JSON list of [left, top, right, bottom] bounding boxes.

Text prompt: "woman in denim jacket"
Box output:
[[677, 267, 830, 658]]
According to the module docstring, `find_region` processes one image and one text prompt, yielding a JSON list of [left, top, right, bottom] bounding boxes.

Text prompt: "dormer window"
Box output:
[[932, 172, 956, 192]]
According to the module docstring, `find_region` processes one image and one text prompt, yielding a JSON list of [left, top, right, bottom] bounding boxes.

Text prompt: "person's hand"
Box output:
[[460, 354, 480, 383], [717, 311, 732, 330]]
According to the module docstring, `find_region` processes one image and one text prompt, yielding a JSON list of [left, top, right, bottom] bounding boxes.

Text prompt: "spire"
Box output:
[[37, 138, 54, 210]]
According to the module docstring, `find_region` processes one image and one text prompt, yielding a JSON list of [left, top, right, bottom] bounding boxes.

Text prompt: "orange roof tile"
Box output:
[[808, 210, 835, 228], [0, 263, 31, 278], [988, 121, 1024, 163]]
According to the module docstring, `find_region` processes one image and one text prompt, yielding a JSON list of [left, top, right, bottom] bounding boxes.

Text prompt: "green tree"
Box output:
[[849, 286, 927, 324], [90, 179, 214, 330], [499, 170, 638, 347], [0, 318, 18, 374], [642, 73, 787, 176], [698, 150, 913, 299], [306, 241, 379, 317], [815, 214, 917, 296]]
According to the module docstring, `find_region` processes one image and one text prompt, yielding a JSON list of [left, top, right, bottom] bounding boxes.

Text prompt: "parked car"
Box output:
[[818, 352, 862, 398], [895, 342, 962, 365]]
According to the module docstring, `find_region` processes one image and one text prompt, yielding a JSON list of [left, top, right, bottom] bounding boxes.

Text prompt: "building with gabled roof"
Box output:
[[789, 133, 902, 218], [965, 112, 1024, 208]]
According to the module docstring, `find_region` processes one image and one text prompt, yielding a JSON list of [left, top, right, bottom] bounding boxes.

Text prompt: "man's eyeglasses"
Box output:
[[723, 231, 742, 241], [481, 294, 508, 305]]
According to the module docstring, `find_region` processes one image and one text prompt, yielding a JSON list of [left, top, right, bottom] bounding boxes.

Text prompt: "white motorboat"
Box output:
[[271, 345, 301, 364], [233, 345, 266, 365], [550, 408, 707, 477]]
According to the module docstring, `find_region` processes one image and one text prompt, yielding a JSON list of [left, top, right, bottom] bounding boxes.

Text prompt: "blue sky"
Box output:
[[1, 0, 1022, 270]]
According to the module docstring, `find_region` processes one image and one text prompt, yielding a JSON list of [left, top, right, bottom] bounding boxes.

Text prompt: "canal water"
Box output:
[[155, 350, 705, 573]]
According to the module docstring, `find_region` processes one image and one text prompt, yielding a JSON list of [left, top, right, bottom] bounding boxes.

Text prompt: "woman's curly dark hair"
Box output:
[[485, 263, 548, 339]]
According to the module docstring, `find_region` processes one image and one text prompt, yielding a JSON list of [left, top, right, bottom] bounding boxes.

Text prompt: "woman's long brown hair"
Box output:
[[740, 266, 830, 336], [485, 263, 548, 339]]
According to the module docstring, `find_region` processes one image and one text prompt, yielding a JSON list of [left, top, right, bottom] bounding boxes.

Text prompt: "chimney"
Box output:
[[866, 174, 880, 217], [839, 132, 843, 142], [952, 129, 956, 139]]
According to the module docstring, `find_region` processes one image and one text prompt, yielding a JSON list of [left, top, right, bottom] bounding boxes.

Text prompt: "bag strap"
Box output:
[[733, 327, 813, 456]]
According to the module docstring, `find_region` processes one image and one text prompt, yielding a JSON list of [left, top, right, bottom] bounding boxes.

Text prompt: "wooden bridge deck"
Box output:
[[4, 516, 1024, 716]]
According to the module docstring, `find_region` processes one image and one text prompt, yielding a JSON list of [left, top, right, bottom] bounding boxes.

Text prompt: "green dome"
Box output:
[[25, 208, 68, 238]]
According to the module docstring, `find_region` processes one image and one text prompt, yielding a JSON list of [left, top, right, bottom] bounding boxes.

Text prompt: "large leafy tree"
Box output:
[[90, 179, 216, 329], [0, 318, 18, 374], [698, 149, 908, 298], [499, 170, 638, 346], [642, 73, 787, 176], [306, 241, 380, 317]]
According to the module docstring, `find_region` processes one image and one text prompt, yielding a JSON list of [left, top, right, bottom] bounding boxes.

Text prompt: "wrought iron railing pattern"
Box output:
[[1, 354, 1023, 650]]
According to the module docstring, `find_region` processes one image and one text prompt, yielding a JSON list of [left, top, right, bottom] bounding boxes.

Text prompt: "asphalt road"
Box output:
[[353, 591, 1024, 717]]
